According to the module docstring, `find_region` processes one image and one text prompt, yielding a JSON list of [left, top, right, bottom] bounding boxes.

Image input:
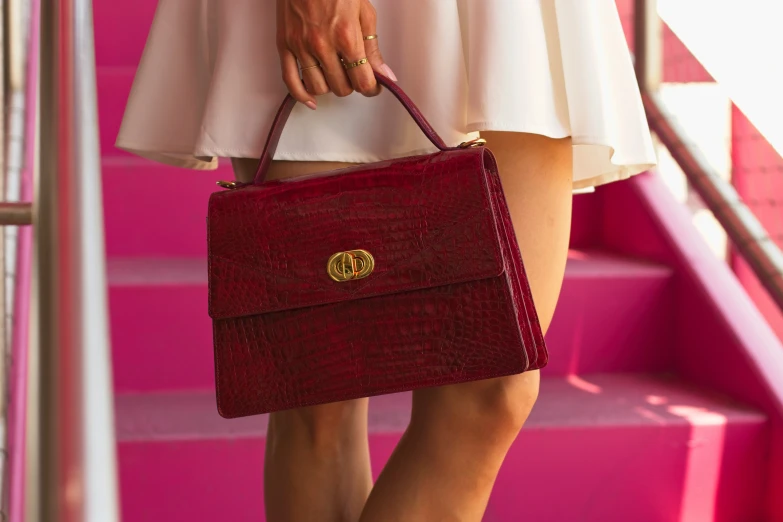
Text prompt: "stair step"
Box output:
[[108, 252, 673, 392], [115, 373, 767, 522], [102, 158, 228, 257], [547, 250, 675, 375]]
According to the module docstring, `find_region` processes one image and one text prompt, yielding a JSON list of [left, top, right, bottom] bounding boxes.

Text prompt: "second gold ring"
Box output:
[[342, 58, 368, 70]]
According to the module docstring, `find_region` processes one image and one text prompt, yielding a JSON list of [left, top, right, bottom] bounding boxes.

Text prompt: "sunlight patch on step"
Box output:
[[667, 404, 728, 521], [565, 375, 602, 394]]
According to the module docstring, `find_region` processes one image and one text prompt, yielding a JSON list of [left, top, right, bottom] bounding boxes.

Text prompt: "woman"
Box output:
[[117, 1, 656, 520]]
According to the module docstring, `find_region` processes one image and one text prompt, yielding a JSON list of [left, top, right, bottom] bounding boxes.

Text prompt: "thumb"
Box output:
[[360, 1, 397, 81]]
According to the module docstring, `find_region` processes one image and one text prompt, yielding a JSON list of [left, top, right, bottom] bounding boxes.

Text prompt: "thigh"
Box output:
[[231, 157, 357, 183], [482, 131, 573, 332], [410, 132, 572, 420]]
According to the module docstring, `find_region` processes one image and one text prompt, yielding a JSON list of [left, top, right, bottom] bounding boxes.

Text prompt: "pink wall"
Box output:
[[730, 106, 783, 341]]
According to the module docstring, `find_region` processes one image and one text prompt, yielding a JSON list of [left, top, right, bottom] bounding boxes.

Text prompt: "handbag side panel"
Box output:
[[482, 149, 548, 369]]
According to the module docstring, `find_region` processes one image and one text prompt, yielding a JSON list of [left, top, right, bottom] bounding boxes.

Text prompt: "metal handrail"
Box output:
[[635, 0, 783, 312], [27, 0, 120, 520]]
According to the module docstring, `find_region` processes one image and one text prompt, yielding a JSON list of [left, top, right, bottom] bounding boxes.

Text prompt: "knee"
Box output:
[[417, 371, 540, 440], [472, 371, 540, 436], [270, 399, 367, 451]]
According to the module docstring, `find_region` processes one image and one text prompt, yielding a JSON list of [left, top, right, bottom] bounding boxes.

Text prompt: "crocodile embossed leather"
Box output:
[[207, 73, 547, 418]]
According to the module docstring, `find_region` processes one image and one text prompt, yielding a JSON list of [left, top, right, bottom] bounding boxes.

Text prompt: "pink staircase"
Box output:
[[96, 1, 783, 520]]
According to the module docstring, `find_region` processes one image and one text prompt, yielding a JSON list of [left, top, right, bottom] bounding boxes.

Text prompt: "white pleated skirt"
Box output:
[[116, 0, 657, 190]]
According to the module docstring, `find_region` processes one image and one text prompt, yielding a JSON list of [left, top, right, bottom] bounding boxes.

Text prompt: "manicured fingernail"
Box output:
[[380, 64, 398, 82], [305, 100, 317, 110]]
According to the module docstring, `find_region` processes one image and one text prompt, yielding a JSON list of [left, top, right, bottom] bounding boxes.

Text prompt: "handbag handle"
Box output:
[[252, 72, 453, 185]]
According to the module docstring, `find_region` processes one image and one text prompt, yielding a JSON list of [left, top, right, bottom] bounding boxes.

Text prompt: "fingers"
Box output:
[[316, 51, 355, 98], [277, 0, 393, 103], [360, 1, 396, 81], [297, 51, 330, 96], [335, 23, 379, 97], [301, 65, 330, 96], [279, 49, 317, 109]]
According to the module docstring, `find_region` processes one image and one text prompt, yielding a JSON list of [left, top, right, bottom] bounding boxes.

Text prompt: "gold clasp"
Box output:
[[458, 138, 487, 148], [327, 250, 375, 282], [216, 180, 238, 189]]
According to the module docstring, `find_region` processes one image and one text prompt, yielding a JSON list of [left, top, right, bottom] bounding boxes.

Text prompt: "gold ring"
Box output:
[[363, 35, 378, 41], [299, 63, 320, 72], [342, 58, 368, 70]]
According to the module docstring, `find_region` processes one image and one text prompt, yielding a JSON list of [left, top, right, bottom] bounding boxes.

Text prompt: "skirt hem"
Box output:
[[116, 133, 656, 192]]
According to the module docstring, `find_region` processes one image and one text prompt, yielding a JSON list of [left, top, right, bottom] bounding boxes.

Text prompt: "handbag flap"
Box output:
[[207, 149, 504, 320]]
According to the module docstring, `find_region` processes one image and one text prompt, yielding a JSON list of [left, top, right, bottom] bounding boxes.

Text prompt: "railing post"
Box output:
[[30, 0, 120, 521], [73, 0, 121, 519], [635, 0, 663, 93], [31, 0, 74, 519]]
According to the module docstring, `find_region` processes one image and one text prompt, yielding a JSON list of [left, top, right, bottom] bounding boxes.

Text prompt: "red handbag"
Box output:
[[207, 73, 547, 418]]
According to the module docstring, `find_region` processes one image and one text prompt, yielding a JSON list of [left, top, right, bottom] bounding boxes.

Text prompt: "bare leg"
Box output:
[[233, 158, 373, 522], [358, 132, 573, 521], [264, 401, 373, 522]]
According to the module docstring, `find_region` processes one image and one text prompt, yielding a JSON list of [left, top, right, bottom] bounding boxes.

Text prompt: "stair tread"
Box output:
[[107, 250, 672, 287], [564, 250, 672, 278], [115, 373, 765, 443]]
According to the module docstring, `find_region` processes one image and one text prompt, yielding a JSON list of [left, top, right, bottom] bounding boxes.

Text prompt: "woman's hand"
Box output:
[[277, 0, 397, 109]]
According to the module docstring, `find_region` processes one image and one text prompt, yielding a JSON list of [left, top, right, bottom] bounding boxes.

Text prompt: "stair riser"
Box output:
[[103, 165, 226, 257], [546, 274, 674, 375], [490, 423, 766, 522], [110, 285, 214, 392], [119, 423, 765, 522], [110, 275, 672, 392]]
